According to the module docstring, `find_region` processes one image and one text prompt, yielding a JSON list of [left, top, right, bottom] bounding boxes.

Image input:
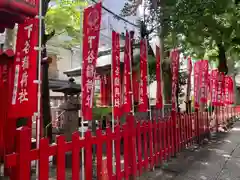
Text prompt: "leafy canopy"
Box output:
[[45, 0, 88, 47], [122, 0, 240, 72]]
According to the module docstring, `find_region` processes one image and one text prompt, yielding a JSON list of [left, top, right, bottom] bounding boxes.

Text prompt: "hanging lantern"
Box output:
[[0, 0, 39, 32]]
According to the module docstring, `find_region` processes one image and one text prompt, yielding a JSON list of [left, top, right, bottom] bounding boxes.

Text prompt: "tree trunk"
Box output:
[[41, 56, 52, 142], [217, 43, 228, 74], [41, 0, 54, 142], [159, 36, 172, 104]]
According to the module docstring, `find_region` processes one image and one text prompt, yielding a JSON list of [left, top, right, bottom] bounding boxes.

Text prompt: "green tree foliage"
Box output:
[[44, 0, 87, 47], [122, 0, 240, 74], [122, 0, 240, 105]]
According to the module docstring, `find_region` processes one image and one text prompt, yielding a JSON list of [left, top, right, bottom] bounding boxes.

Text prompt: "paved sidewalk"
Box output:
[[146, 120, 240, 180]]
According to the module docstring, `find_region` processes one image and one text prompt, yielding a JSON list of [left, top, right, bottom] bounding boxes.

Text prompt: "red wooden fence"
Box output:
[[4, 107, 239, 180]]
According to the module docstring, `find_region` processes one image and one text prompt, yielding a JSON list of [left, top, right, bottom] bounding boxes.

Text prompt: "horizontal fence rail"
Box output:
[[4, 106, 240, 180]]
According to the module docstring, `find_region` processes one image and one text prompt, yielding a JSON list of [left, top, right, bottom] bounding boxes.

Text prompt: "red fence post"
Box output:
[[106, 128, 113, 178], [84, 131, 93, 180], [96, 129, 103, 179], [216, 107, 219, 133], [114, 126, 121, 179], [123, 123, 129, 179], [39, 138, 50, 180], [137, 122, 142, 176], [148, 121, 153, 170], [195, 111, 200, 144], [143, 122, 148, 169], [128, 114, 137, 177], [15, 127, 31, 180], [153, 120, 157, 165], [56, 135, 66, 180], [158, 121, 162, 165], [163, 119, 167, 160], [72, 132, 80, 180]]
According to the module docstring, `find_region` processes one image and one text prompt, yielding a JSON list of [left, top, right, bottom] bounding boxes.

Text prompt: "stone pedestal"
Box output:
[[53, 95, 80, 167], [59, 96, 79, 141]]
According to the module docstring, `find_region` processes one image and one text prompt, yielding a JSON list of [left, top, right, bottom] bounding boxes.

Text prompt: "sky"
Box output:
[[98, 0, 141, 48]]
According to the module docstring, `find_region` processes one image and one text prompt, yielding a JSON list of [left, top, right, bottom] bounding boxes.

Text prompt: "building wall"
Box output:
[[46, 44, 81, 83]]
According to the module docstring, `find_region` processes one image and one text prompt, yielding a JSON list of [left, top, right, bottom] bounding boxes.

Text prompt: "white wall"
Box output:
[[46, 44, 81, 83]]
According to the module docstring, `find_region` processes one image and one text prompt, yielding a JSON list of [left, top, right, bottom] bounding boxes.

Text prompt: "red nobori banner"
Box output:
[[132, 70, 139, 102], [216, 72, 224, 106], [81, 2, 102, 120], [186, 57, 192, 102], [123, 31, 132, 113], [171, 49, 180, 111], [112, 31, 121, 118], [229, 77, 234, 104], [156, 45, 163, 109], [194, 61, 201, 109], [138, 39, 148, 112], [210, 69, 218, 105], [199, 60, 209, 103], [224, 75, 232, 105], [100, 75, 107, 106], [9, 18, 38, 118], [211, 70, 224, 106]]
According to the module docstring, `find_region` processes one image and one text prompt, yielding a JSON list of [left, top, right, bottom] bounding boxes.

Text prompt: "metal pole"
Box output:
[[80, 3, 85, 179], [145, 38, 152, 121], [159, 42, 164, 118], [35, 0, 43, 177], [110, 32, 115, 173], [129, 32, 135, 115]]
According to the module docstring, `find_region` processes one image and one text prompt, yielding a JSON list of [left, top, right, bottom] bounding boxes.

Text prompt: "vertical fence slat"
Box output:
[[96, 129, 103, 179], [143, 122, 148, 170], [172, 112, 177, 156], [188, 114, 191, 145], [123, 124, 129, 179], [115, 126, 121, 180], [148, 121, 153, 169], [153, 120, 157, 165], [39, 138, 50, 180], [57, 135, 65, 180], [179, 114, 182, 151], [158, 121, 162, 164], [180, 115, 184, 149], [190, 114, 193, 143], [163, 120, 167, 160], [16, 127, 31, 180], [106, 128, 113, 178], [72, 132, 80, 180], [184, 114, 187, 146], [186, 114, 189, 147], [167, 118, 171, 159], [176, 114, 180, 153], [85, 131, 93, 180], [137, 122, 142, 176], [169, 117, 172, 155], [128, 115, 137, 177], [207, 112, 210, 135]]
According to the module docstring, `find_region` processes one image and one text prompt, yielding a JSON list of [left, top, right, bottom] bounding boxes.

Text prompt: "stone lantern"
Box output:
[[52, 77, 81, 141]]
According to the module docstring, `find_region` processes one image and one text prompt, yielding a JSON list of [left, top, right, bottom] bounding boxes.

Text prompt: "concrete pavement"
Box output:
[[147, 120, 240, 180]]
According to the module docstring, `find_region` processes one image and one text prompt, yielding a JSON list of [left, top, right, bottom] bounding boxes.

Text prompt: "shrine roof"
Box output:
[[64, 46, 140, 77], [49, 78, 80, 90]]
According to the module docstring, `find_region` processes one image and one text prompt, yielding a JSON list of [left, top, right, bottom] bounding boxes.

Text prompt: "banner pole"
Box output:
[[35, 0, 43, 177], [129, 31, 135, 116], [145, 39, 152, 121], [110, 31, 115, 173]]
